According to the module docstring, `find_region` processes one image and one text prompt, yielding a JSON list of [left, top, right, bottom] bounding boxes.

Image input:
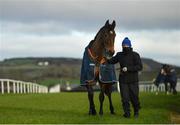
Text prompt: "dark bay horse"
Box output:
[[154, 64, 177, 95], [80, 20, 117, 115]]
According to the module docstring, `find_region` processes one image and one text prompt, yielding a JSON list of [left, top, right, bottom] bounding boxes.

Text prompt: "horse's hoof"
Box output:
[[111, 111, 115, 115], [89, 112, 96, 116], [89, 109, 97, 115], [99, 112, 103, 116]]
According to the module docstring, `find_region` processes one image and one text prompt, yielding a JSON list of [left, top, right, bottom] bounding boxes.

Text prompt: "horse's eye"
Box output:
[[110, 31, 113, 34]]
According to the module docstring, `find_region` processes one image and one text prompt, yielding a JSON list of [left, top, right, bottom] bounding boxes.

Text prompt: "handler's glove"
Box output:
[[122, 67, 127, 72]]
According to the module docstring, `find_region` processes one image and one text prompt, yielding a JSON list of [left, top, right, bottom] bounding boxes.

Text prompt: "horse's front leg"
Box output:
[[86, 85, 96, 115], [107, 86, 115, 114], [99, 86, 105, 116]]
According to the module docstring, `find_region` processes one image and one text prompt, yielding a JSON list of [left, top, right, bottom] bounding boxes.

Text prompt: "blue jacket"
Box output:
[[80, 47, 117, 86], [155, 68, 177, 86]]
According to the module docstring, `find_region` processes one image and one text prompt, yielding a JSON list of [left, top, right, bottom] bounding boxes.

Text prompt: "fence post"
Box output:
[[27, 83, 30, 93], [1, 80, 4, 94], [23, 82, 26, 93], [38, 85, 40, 93], [13, 81, 16, 93], [37, 85, 39, 93], [42, 86, 45, 93], [7, 80, 10, 93], [30, 83, 33, 93], [44, 87, 46, 93], [32, 84, 35, 93], [41, 86, 44, 93], [20, 82, 23, 93], [40, 86, 42, 93], [29, 83, 31, 93], [151, 85, 153, 92], [35, 84, 38, 93], [16, 82, 19, 93]]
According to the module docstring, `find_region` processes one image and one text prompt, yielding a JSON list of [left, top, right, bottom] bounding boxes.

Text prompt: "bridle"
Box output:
[[87, 31, 115, 66]]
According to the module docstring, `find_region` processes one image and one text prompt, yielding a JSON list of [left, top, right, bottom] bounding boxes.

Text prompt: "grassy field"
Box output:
[[0, 92, 179, 124]]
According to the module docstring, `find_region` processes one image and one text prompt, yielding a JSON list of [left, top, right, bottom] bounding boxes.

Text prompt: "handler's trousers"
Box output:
[[120, 82, 140, 114]]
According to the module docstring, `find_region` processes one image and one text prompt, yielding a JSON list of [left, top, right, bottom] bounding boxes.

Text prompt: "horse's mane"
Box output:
[[88, 27, 104, 48]]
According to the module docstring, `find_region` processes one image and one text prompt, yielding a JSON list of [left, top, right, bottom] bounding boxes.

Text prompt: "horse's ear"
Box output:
[[111, 20, 116, 29], [105, 20, 109, 27]]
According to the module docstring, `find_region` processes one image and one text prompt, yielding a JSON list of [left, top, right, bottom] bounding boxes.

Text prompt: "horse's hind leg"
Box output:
[[86, 85, 96, 115], [106, 87, 115, 114], [99, 88, 105, 115]]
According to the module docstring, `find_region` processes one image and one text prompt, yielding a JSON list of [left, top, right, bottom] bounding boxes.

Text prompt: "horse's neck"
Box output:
[[165, 68, 172, 74], [90, 39, 104, 63]]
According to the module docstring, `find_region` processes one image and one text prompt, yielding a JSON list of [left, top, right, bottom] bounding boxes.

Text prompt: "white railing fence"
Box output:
[[0, 79, 48, 94], [117, 80, 180, 93]]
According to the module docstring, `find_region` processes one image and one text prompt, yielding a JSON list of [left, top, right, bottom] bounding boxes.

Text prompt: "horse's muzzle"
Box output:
[[108, 50, 115, 57]]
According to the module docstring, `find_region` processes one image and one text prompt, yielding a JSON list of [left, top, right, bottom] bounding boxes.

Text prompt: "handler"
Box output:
[[102, 37, 143, 118]]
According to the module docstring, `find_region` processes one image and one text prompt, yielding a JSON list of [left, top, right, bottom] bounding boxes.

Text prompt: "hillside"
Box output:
[[0, 57, 179, 86]]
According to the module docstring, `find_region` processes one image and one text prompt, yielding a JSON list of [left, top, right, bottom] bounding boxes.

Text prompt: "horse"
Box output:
[[154, 64, 177, 95], [80, 20, 117, 115]]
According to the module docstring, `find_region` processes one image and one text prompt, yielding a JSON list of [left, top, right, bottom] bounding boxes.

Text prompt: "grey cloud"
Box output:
[[0, 0, 180, 33], [1, 21, 73, 35], [1, 0, 180, 66]]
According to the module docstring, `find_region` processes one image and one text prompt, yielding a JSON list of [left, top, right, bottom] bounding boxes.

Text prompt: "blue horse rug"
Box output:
[[80, 46, 117, 86]]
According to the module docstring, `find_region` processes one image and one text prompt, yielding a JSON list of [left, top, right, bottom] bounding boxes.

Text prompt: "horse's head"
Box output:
[[162, 64, 171, 75], [94, 20, 116, 59]]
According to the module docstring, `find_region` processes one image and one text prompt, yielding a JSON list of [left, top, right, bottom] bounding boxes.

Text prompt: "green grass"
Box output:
[[0, 92, 179, 124]]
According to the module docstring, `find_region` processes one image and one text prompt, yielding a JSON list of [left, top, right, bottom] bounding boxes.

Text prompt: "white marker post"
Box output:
[[36, 84, 38, 93], [30, 83, 33, 93], [7, 80, 10, 93], [1, 80, 4, 94], [20, 82, 23, 93], [33, 84, 35, 93], [23, 82, 26, 93], [27, 83, 30, 93], [13, 81, 16, 94], [17, 82, 19, 93]]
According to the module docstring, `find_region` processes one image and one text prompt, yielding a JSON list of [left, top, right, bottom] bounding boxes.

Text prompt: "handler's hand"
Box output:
[[122, 67, 127, 72], [100, 58, 107, 64]]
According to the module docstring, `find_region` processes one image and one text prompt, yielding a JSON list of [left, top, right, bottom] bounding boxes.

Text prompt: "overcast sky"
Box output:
[[0, 0, 180, 66]]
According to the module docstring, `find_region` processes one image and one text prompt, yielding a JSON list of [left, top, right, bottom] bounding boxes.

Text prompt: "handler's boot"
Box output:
[[134, 105, 140, 118], [134, 112, 139, 118], [123, 112, 130, 118]]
